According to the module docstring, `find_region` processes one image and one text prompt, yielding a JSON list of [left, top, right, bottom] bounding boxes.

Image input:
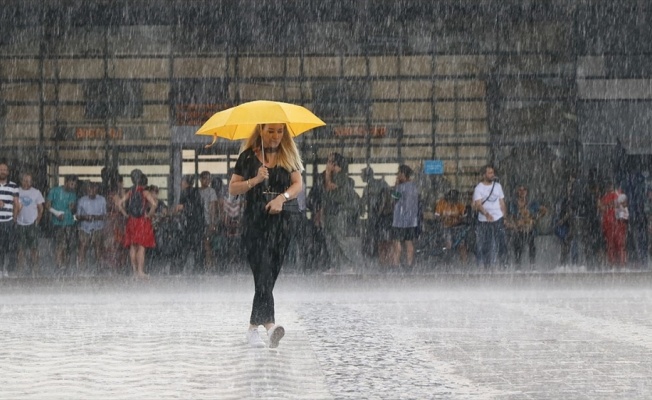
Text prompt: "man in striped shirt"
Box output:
[[0, 160, 20, 278]]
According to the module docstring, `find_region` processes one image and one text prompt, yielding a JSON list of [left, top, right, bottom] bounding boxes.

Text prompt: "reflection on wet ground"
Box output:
[[1, 272, 651, 399]]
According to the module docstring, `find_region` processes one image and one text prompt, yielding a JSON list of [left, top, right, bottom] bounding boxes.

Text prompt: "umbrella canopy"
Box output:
[[196, 100, 326, 144]]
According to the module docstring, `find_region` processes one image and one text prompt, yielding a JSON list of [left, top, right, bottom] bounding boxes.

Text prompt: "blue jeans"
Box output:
[[475, 218, 508, 268]]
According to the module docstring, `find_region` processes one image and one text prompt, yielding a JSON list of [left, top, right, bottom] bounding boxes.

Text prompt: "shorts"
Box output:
[[52, 225, 77, 252], [79, 229, 104, 248], [391, 227, 419, 242], [17, 224, 39, 249]]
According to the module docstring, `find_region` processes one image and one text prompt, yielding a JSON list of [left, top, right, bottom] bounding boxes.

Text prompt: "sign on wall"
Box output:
[[175, 104, 231, 126], [424, 160, 444, 175], [333, 126, 386, 138]]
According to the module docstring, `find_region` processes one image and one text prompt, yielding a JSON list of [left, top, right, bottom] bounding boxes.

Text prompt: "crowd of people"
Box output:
[[551, 168, 650, 270], [1, 158, 651, 279], [0, 160, 233, 278], [350, 163, 652, 272]]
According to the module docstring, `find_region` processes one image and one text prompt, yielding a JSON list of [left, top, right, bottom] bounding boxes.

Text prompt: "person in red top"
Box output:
[[118, 169, 157, 279], [599, 181, 627, 267]]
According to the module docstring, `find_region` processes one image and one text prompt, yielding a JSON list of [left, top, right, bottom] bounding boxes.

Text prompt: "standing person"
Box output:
[[210, 177, 226, 269], [145, 184, 169, 272], [321, 152, 360, 273], [171, 175, 204, 275], [506, 185, 547, 268], [75, 182, 107, 273], [554, 180, 576, 266], [645, 171, 652, 267], [574, 169, 602, 269], [170, 175, 205, 275], [472, 165, 508, 269], [599, 181, 628, 268], [118, 169, 157, 279], [170, 175, 204, 275], [104, 173, 127, 273], [16, 172, 44, 277], [391, 164, 420, 269], [434, 189, 469, 263], [45, 174, 78, 272], [0, 161, 21, 278], [199, 171, 218, 273], [305, 168, 330, 270], [360, 167, 389, 260], [622, 169, 648, 268], [229, 123, 303, 348]]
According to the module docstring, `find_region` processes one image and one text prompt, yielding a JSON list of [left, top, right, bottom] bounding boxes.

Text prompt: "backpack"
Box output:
[[126, 187, 146, 217]]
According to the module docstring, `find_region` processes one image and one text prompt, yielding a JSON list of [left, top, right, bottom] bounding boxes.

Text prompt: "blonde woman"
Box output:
[[229, 123, 303, 348]]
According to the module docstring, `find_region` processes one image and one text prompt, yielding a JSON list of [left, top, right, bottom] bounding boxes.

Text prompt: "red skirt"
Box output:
[[123, 216, 156, 248]]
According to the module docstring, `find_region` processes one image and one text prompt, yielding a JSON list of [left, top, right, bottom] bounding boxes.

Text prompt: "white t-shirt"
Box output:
[[77, 195, 107, 233], [616, 192, 629, 220], [199, 187, 218, 226], [473, 181, 505, 222], [17, 187, 45, 226]]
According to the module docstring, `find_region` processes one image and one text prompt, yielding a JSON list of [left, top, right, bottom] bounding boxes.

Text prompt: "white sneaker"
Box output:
[[246, 329, 265, 348], [267, 325, 285, 348]]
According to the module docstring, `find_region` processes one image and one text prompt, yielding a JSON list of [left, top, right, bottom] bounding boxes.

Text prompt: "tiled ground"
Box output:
[[0, 272, 650, 399]]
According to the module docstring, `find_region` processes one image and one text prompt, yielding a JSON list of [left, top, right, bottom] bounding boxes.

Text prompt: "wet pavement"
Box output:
[[1, 271, 651, 399]]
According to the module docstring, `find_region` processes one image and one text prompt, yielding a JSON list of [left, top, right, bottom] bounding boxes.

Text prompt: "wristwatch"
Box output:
[[282, 192, 290, 201]]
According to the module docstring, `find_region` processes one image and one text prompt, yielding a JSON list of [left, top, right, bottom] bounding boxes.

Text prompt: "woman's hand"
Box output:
[[255, 166, 269, 184], [265, 195, 285, 214]]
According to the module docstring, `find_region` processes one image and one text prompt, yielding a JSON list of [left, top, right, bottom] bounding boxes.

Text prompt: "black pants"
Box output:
[[475, 219, 508, 268], [0, 222, 16, 272], [512, 231, 536, 266], [170, 227, 202, 274], [245, 214, 289, 326]]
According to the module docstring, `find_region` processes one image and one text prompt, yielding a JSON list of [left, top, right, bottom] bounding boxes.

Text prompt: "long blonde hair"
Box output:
[[241, 124, 304, 172]]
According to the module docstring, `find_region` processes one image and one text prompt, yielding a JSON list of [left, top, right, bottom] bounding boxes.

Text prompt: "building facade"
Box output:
[[1, 0, 651, 208]]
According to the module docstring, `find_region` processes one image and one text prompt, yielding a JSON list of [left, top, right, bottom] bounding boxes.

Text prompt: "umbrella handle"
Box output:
[[261, 134, 269, 189]]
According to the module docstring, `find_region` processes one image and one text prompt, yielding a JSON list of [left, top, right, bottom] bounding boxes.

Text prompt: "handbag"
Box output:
[[263, 191, 300, 213]]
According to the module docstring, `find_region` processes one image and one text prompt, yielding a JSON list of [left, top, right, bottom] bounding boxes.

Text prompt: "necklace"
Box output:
[[264, 147, 279, 153]]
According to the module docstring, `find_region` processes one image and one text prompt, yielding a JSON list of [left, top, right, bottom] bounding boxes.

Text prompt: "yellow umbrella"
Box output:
[[196, 100, 326, 146]]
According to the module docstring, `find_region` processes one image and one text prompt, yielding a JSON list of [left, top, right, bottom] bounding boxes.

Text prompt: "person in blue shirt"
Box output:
[[46, 175, 78, 271], [391, 165, 420, 269]]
